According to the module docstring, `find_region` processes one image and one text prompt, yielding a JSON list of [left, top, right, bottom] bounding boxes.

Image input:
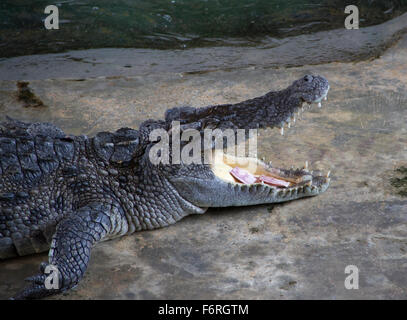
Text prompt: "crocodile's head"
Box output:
[[147, 75, 331, 209], [291, 74, 330, 104]]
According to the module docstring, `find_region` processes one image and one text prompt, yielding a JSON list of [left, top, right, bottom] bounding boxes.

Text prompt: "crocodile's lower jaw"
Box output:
[[211, 150, 330, 198]]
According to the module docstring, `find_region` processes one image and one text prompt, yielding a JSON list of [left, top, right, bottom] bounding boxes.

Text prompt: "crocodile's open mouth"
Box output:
[[211, 150, 330, 196], [210, 90, 331, 196]]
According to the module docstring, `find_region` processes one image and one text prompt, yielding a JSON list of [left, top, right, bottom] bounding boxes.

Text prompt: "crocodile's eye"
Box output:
[[304, 75, 313, 82]]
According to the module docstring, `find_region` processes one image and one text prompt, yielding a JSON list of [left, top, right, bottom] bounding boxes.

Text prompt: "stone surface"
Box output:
[[0, 33, 406, 300]]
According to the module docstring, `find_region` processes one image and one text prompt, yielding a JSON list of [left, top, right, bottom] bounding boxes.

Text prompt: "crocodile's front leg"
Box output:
[[12, 202, 123, 299]]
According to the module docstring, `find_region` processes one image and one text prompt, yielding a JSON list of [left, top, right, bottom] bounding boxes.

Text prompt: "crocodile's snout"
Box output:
[[293, 74, 330, 105]]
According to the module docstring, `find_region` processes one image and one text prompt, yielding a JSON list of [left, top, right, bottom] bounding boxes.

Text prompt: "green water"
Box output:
[[1, 0, 407, 57], [391, 167, 407, 197]]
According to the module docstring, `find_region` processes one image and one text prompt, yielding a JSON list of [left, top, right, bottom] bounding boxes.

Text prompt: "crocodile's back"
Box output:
[[0, 118, 77, 259]]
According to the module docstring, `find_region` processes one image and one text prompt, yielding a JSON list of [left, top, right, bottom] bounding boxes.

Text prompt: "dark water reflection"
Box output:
[[1, 0, 406, 57]]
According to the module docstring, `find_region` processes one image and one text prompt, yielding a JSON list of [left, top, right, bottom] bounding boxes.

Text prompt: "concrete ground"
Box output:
[[0, 33, 407, 299]]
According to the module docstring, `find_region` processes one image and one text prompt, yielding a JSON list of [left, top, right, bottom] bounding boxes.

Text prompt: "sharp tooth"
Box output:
[[318, 102, 322, 108], [280, 126, 284, 136], [288, 122, 291, 128], [304, 161, 308, 170], [326, 170, 331, 178]]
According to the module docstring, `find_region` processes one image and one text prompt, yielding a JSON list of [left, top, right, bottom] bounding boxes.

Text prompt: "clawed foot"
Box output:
[[11, 262, 65, 300], [11, 205, 113, 299]]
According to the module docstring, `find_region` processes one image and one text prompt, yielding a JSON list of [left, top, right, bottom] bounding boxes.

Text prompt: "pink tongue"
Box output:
[[258, 175, 290, 188], [230, 167, 290, 188], [230, 167, 258, 184]]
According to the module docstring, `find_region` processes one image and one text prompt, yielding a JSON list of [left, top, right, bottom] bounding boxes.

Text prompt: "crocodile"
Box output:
[[0, 74, 330, 299]]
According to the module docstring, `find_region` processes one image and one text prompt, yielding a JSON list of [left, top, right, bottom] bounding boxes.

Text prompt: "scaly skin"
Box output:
[[0, 75, 330, 299]]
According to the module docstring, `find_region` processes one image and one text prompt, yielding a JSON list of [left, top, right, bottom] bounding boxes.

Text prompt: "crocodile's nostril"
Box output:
[[304, 75, 313, 82]]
